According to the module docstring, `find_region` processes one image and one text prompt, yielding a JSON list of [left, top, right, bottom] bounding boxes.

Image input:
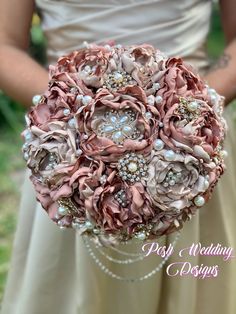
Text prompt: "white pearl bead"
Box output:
[[194, 195, 205, 207], [169, 179, 176, 186], [84, 65, 91, 72], [32, 95, 41, 105], [204, 180, 209, 189], [63, 108, 70, 116], [154, 139, 164, 151], [82, 95, 92, 105], [114, 72, 123, 83], [187, 101, 199, 112], [58, 206, 68, 216], [128, 162, 138, 173], [76, 149, 83, 156], [76, 95, 83, 102], [68, 118, 76, 128], [164, 150, 176, 161], [145, 112, 152, 120], [84, 221, 93, 229], [155, 95, 163, 104], [147, 95, 155, 106], [135, 232, 146, 241], [153, 83, 160, 90]]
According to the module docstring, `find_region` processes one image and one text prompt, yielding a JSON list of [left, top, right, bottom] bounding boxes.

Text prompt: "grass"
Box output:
[[0, 4, 228, 304]]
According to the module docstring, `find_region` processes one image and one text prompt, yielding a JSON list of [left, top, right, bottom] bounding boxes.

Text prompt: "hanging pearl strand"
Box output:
[[95, 236, 167, 258], [82, 232, 180, 282]]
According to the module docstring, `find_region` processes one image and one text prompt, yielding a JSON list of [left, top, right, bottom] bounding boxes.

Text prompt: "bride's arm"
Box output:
[[204, 0, 236, 105], [0, 0, 48, 107]]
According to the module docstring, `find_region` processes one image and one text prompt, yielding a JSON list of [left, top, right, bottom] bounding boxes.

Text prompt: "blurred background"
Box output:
[[0, 4, 230, 303]]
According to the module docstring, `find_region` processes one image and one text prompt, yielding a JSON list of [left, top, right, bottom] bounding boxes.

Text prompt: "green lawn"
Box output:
[[0, 5, 227, 303]]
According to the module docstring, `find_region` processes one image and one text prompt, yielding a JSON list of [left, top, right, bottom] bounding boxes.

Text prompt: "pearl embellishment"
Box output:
[[32, 95, 41, 105], [164, 150, 176, 161], [154, 139, 164, 151], [194, 195, 205, 207]]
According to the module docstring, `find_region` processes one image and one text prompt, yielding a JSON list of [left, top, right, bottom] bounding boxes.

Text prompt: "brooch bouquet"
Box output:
[[22, 43, 227, 245]]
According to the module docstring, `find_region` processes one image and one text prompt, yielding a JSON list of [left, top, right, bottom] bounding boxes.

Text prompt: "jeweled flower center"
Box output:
[[162, 170, 183, 188], [176, 98, 200, 122], [103, 70, 133, 90], [118, 153, 147, 183], [97, 109, 141, 144]]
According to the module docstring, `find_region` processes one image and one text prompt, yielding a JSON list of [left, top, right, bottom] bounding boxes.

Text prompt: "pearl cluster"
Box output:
[[162, 170, 183, 188], [82, 64, 97, 76], [114, 189, 128, 207], [44, 153, 59, 171], [103, 70, 133, 91], [97, 109, 141, 144], [177, 98, 200, 122], [118, 153, 148, 183]]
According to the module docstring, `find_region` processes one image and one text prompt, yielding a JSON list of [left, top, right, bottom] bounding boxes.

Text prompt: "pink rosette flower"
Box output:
[[75, 86, 160, 162], [158, 97, 226, 160], [146, 148, 224, 213], [22, 121, 80, 182]]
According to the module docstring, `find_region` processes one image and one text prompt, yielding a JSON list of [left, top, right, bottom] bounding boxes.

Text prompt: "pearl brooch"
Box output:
[[103, 70, 133, 91], [118, 153, 147, 183], [32, 95, 42, 106], [97, 109, 141, 144], [164, 150, 176, 161], [162, 170, 183, 188], [177, 98, 200, 122], [154, 139, 164, 151], [194, 195, 205, 207]]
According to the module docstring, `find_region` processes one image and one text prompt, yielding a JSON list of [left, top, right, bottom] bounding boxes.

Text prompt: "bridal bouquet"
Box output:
[[22, 43, 227, 245]]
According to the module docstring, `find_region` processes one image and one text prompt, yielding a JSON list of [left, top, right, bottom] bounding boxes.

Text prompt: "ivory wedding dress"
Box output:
[[1, 1, 236, 313]]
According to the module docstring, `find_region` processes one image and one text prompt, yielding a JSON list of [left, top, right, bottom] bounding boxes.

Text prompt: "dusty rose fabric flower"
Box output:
[[22, 43, 227, 245], [75, 86, 160, 162]]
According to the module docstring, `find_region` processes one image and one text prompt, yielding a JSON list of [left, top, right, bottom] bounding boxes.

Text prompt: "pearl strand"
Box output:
[[95, 236, 167, 258], [94, 245, 145, 264], [82, 232, 180, 282]]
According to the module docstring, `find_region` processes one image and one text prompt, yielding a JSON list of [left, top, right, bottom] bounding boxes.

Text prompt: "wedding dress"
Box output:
[[1, 1, 236, 313]]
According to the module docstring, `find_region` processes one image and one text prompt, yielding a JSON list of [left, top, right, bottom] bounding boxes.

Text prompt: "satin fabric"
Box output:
[[1, 1, 236, 314]]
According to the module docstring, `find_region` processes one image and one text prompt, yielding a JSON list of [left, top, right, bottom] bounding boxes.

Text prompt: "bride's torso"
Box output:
[[36, 0, 213, 68]]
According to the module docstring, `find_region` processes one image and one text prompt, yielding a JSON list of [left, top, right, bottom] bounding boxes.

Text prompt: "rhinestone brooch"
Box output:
[[103, 70, 133, 91], [118, 153, 148, 183], [97, 109, 142, 144]]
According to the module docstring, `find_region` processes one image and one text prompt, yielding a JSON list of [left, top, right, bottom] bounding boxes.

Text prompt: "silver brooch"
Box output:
[[118, 153, 148, 183]]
